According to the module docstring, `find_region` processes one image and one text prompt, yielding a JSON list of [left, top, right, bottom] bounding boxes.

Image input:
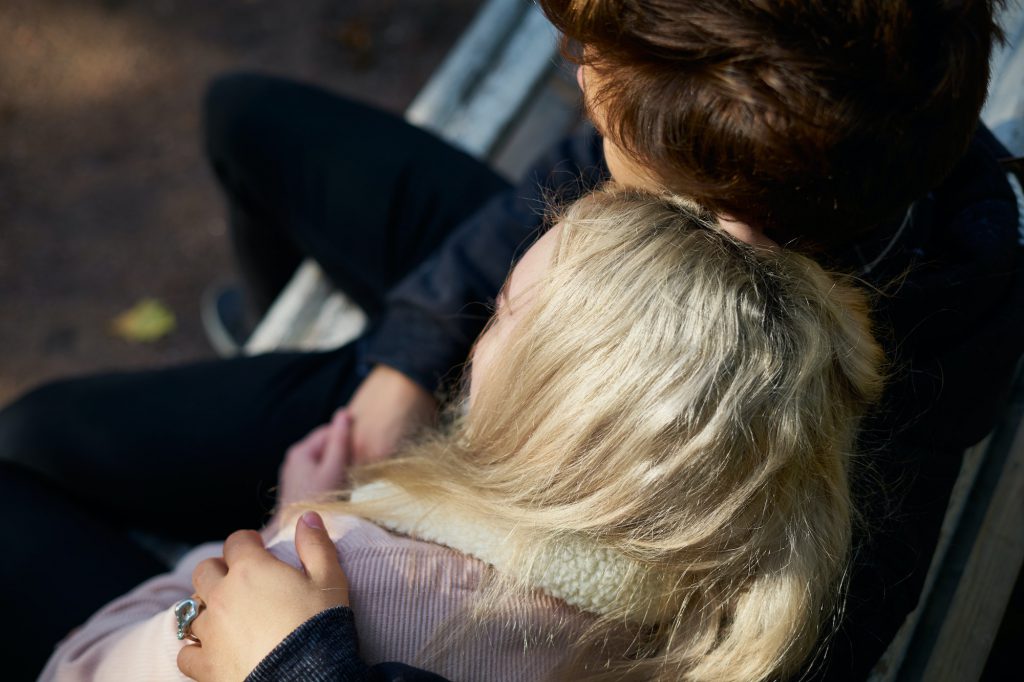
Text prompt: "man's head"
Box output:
[[540, 0, 1003, 249]]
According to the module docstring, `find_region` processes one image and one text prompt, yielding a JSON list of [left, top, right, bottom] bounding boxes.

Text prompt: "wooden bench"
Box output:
[[245, 1, 1024, 679]]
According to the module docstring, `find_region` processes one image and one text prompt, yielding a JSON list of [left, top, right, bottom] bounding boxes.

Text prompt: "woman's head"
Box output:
[[354, 188, 885, 680]]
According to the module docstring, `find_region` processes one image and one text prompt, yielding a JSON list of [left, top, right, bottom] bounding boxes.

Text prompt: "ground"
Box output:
[[0, 0, 479, 405]]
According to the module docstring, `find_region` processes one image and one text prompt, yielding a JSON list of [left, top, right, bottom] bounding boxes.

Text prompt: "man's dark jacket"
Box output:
[[249, 124, 1024, 682]]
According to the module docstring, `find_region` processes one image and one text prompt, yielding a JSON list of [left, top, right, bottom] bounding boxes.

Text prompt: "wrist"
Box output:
[[372, 364, 435, 402]]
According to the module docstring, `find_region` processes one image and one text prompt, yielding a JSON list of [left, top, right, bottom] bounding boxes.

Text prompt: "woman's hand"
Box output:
[[278, 408, 352, 508], [178, 512, 350, 682], [262, 408, 351, 540]]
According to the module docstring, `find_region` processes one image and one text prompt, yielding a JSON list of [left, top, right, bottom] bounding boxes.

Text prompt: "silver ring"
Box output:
[[174, 595, 205, 642]]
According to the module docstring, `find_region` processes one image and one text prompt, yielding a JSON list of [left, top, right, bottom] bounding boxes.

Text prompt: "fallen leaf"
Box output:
[[112, 298, 176, 343]]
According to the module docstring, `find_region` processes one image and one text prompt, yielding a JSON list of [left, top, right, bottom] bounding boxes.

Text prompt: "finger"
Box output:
[[176, 642, 210, 681], [286, 424, 331, 463], [188, 603, 211, 643], [191, 557, 227, 599], [318, 414, 351, 486], [294, 512, 349, 603], [324, 410, 351, 466], [222, 529, 268, 568]]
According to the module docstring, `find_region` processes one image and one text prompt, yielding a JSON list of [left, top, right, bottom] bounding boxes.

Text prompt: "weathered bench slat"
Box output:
[[438, 7, 559, 158], [984, 2, 1024, 155], [405, 0, 530, 138], [490, 67, 580, 180], [913, 368, 1024, 680], [867, 435, 993, 682], [246, 261, 367, 354]]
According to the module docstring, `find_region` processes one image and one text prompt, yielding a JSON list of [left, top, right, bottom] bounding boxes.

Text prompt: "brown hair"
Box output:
[[540, 0, 1003, 249]]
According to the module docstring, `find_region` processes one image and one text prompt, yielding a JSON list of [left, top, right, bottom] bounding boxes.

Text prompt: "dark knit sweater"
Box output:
[[246, 607, 449, 682]]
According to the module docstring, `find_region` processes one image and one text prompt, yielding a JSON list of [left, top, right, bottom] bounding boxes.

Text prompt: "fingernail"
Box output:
[[301, 511, 325, 530]]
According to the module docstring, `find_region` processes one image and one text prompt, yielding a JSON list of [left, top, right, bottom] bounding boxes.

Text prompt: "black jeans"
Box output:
[[0, 73, 510, 678]]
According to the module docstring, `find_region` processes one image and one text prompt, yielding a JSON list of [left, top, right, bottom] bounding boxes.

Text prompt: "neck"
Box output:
[[614, 176, 777, 248], [605, 143, 776, 248]]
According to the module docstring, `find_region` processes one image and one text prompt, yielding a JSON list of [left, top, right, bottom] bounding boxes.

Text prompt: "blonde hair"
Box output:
[[318, 188, 884, 680]]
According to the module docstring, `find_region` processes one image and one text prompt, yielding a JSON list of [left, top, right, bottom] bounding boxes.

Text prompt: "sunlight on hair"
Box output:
[[306, 187, 885, 681]]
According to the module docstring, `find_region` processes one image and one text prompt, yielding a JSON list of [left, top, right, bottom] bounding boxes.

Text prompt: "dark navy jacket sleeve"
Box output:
[[245, 607, 367, 682], [361, 128, 608, 392], [245, 606, 450, 682]]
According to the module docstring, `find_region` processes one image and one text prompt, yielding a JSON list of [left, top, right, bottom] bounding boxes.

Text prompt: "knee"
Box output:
[[202, 72, 288, 169]]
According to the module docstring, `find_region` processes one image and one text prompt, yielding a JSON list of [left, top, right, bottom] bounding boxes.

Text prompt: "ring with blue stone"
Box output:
[[173, 595, 205, 643]]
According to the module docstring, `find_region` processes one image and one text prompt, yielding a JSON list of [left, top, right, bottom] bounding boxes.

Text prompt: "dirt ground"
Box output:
[[0, 0, 479, 405]]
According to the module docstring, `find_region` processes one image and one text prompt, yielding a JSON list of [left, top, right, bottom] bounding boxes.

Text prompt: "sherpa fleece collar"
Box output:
[[351, 481, 669, 623]]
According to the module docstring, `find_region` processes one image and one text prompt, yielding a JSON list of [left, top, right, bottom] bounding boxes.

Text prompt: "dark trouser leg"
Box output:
[[0, 347, 361, 542], [202, 72, 512, 314], [0, 464, 168, 681]]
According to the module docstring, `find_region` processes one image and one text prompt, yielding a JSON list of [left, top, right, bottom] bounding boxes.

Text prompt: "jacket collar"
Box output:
[[351, 481, 671, 623]]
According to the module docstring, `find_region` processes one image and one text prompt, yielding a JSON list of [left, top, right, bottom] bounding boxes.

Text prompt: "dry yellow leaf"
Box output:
[[112, 298, 177, 343]]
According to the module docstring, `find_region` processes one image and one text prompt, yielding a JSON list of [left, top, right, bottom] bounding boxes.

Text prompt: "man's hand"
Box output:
[[178, 513, 350, 682], [346, 365, 437, 464]]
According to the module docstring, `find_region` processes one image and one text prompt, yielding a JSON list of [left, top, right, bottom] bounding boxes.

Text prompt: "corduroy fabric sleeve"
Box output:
[[245, 606, 450, 682], [361, 127, 608, 393]]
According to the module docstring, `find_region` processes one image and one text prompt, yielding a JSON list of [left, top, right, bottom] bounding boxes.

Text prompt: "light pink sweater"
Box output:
[[40, 514, 593, 682]]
